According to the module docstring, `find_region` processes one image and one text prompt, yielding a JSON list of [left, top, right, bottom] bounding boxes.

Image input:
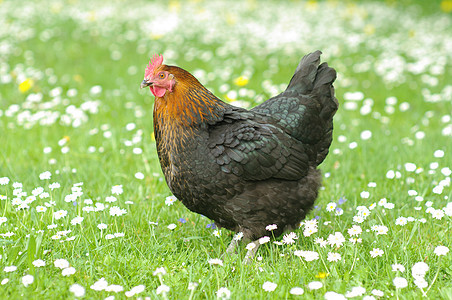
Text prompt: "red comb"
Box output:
[[145, 54, 164, 78]]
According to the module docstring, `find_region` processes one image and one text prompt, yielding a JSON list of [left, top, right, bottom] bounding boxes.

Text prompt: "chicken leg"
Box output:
[[225, 236, 260, 264], [243, 240, 260, 264]]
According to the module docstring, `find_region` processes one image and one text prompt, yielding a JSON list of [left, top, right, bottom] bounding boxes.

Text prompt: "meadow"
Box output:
[[0, 0, 451, 299]]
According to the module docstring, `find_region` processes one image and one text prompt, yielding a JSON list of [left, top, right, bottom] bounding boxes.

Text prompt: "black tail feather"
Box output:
[[286, 50, 322, 93]]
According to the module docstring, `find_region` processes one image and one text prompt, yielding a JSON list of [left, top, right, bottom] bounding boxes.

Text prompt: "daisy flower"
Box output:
[[262, 281, 277, 292], [21, 275, 34, 287], [105, 196, 117, 203], [393, 277, 408, 289], [282, 232, 298, 244], [0, 177, 10, 185], [434, 245, 449, 256], [53, 210, 68, 220], [289, 287, 304, 295], [91, 278, 108, 291], [353, 215, 365, 223], [307, 281, 323, 290], [62, 267, 76, 276], [345, 286, 366, 298], [32, 187, 44, 196], [371, 289, 384, 297], [70, 216, 84, 225], [384, 202, 395, 209], [109, 206, 127, 216], [335, 208, 344, 216], [233, 232, 244, 241], [327, 252, 341, 262], [49, 182, 61, 190], [431, 209, 445, 220], [347, 225, 362, 236], [259, 236, 270, 244], [4, 266, 17, 272], [156, 284, 170, 295], [32, 259, 46, 267], [39, 192, 50, 199], [413, 278, 428, 289], [326, 202, 337, 212], [105, 284, 124, 292], [12, 182, 22, 189], [327, 232, 345, 248], [391, 264, 405, 272], [294, 250, 319, 262], [369, 248, 384, 258], [188, 282, 198, 291], [97, 223, 107, 230], [375, 225, 389, 235], [266, 224, 277, 231], [246, 242, 257, 251], [412, 262, 429, 277], [39, 171, 51, 180], [135, 172, 145, 180], [303, 251, 320, 262], [395, 217, 407, 226], [314, 237, 327, 247], [216, 287, 231, 299], [165, 195, 177, 206], [208, 258, 223, 266], [378, 198, 387, 206], [54, 259, 70, 269], [153, 267, 166, 276], [360, 191, 370, 199], [111, 185, 123, 195], [304, 219, 318, 228], [303, 226, 318, 237], [125, 284, 145, 297]]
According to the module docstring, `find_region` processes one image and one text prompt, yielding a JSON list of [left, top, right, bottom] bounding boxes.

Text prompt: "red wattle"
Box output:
[[151, 86, 167, 98]]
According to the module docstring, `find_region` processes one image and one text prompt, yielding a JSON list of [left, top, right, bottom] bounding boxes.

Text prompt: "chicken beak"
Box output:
[[140, 80, 152, 89]]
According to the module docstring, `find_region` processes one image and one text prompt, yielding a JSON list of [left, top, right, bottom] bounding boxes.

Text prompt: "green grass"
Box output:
[[0, 0, 451, 299]]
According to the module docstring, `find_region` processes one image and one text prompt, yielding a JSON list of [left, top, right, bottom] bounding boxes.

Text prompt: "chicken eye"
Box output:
[[159, 73, 165, 79]]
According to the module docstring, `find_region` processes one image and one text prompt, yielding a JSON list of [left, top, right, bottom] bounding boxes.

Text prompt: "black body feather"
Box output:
[[154, 51, 338, 240]]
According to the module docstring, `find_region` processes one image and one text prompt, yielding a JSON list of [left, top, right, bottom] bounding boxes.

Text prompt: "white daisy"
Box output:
[[262, 281, 277, 292]]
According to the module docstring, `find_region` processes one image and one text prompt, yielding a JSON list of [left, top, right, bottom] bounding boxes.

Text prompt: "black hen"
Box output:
[[141, 51, 338, 261]]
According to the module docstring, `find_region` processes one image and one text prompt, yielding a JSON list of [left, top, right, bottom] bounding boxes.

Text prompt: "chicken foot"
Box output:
[[225, 237, 260, 264], [242, 240, 260, 264], [226, 238, 239, 254]]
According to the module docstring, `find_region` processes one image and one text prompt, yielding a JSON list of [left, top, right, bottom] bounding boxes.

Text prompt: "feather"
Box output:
[[147, 51, 338, 244]]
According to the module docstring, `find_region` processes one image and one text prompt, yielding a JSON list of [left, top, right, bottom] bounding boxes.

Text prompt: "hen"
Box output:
[[141, 51, 338, 262]]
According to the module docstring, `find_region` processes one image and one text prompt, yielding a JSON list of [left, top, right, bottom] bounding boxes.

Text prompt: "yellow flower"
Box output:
[[315, 271, 329, 279], [441, 0, 452, 13], [234, 76, 249, 87], [169, 0, 181, 12], [150, 33, 164, 40], [364, 24, 375, 35], [18, 78, 34, 93], [226, 13, 237, 25], [73, 74, 83, 83], [306, 0, 318, 11], [88, 11, 96, 22]]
